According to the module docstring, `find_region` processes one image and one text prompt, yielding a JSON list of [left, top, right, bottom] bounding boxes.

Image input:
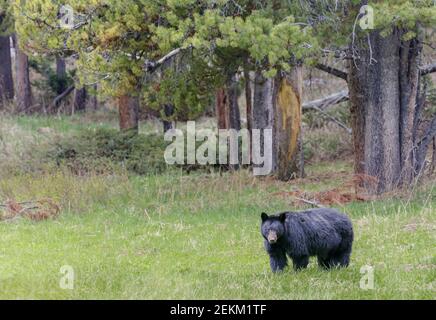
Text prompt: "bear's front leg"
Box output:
[[269, 251, 288, 273], [265, 242, 287, 273], [292, 256, 309, 271]]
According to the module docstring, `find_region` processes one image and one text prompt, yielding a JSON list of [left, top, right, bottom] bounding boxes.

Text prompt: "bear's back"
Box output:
[[283, 208, 352, 256]]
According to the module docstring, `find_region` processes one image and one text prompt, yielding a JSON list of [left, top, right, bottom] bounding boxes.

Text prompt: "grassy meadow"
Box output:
[[0, 114, 435, 299]]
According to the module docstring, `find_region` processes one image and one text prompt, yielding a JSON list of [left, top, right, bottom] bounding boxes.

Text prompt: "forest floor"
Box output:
[[0, 114, 435, 299]]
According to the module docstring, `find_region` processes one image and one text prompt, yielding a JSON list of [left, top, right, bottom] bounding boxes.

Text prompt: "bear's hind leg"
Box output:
[[322, 250, 350, 269], [321, 235, 352, 269], [292, 256, 309, 271], [317, 256, 331, 269], [335, 250, 351, 267], [333, 239, 352, 267]]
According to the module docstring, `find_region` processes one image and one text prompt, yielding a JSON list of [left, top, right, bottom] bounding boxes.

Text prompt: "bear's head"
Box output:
[[261, 212, 286, 244]]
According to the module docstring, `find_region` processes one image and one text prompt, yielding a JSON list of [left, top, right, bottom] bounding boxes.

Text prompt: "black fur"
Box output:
[[260, 208, 353, 272]]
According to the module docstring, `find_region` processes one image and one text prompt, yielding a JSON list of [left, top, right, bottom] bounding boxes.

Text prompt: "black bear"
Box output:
[[260, 208, 353, 272]]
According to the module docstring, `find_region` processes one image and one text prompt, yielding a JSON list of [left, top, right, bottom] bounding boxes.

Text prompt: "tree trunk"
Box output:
[[73, 87, 87, 113], [15, 36, 32, 114], [432, 137, 436, 174], [215, 75, 241, 169], [253, 70, 276, 172], [0, 35, 14, 107], [227, 74, 241, 131], [348, 29, 427, 194], [89, 84, 98, 111], [399, 37, 422, 184], [348, 64, 366, 181], [215, 75, 241, 131], [118, 95, 139, 133], [215, 88, 228, 130], [244, 67, 253, 162], [55, 57, 67, 95], [163, 104, 174, 133], [275, 67, 304, 181], [252, 69, 304, 179]]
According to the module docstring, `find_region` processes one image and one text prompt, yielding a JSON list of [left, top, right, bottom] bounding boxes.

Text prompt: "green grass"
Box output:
[[0, 169, 434, 299], [0, 114, 435, 299]]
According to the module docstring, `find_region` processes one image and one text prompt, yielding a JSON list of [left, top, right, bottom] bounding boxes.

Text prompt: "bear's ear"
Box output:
[[279, 213, 287, 223], [261, 212, 269, 222]]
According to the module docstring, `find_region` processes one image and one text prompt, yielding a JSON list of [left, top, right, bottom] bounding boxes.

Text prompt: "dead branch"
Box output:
[[302, 90, 351, 134], [418, 115, 436, 148], [294, 197, 325, 208], [145, 46, 192, 73], [417, 115, 436, 154], [315, 63, 348, 81], [0, 200, 35, 207], [49, 85, 75, 110], [416, 115, 436, 173], [432, 138, 436, 174], [420, 63, 436, 76], [0, 199, 60, 221], [307, 105, 352, 134], [303, 90, 349, 110], [321, 48, 352, 60]]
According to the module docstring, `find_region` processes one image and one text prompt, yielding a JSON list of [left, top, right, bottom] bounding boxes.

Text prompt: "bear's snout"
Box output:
[[267, 230, 278, 244]]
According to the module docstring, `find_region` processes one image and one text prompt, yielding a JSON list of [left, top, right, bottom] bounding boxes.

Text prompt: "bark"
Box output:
[[0, 35, 14, 107], [73, 87, 87, 113], [275, 68, 304, 180], [118, 95, 139, 133], [253, 70, 276, 172], [15, 37, 32, 114]]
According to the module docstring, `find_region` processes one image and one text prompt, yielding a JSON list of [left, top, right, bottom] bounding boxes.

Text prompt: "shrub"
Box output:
[[303, 125, 353, 162], [47, 128, 169, 175]]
